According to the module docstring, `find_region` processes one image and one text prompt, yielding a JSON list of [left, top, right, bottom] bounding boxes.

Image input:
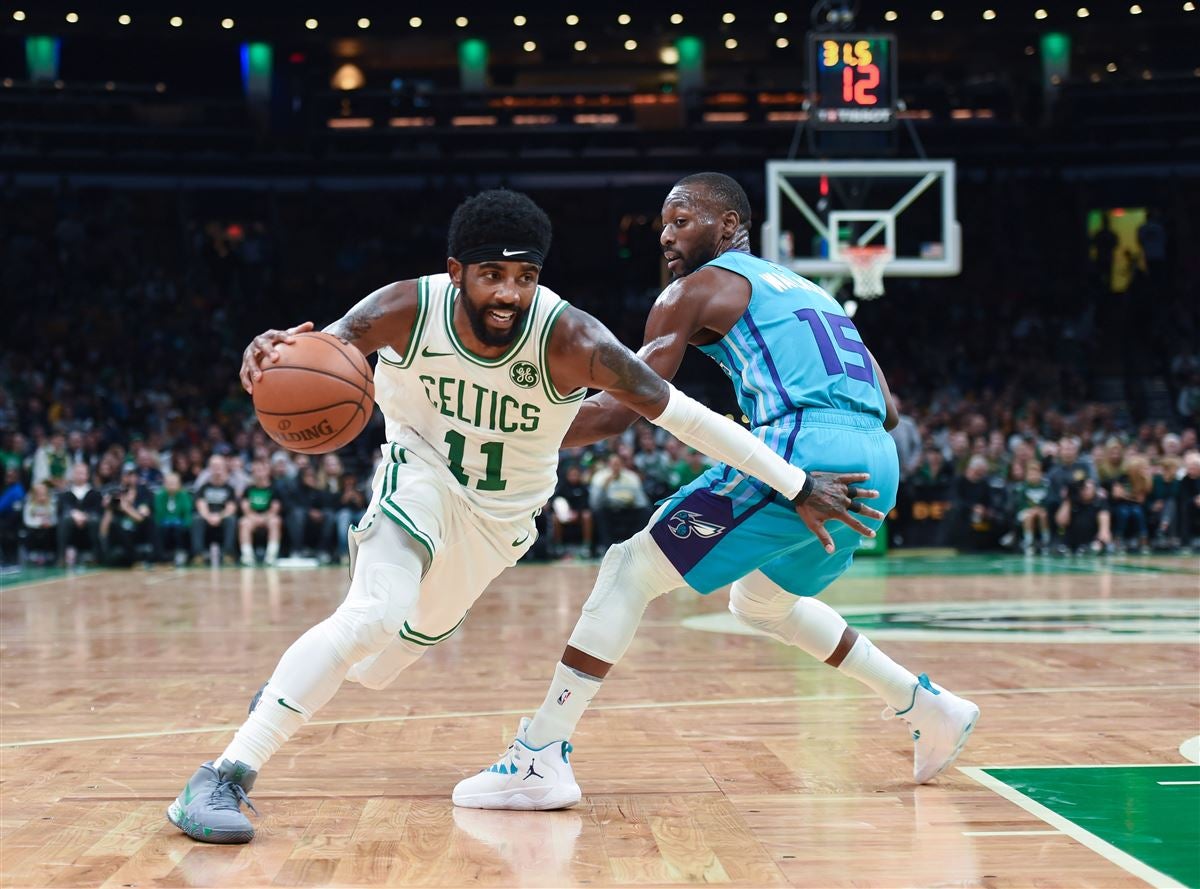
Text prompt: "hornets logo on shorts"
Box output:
[[667, 510, 727, 540]]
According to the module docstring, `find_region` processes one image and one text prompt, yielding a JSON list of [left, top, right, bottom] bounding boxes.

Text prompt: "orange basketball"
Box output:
[[252, 331, 374, 454]]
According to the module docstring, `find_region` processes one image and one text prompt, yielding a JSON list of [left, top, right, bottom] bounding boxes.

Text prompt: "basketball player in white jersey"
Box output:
[[166, 189, 883, 844]]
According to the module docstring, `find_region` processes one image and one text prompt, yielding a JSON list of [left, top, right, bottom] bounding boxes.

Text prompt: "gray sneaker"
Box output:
[[166, 759, 259, 844]]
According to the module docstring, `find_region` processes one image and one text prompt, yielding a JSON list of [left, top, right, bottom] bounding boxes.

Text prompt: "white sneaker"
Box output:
[[453, 718, 581, 811], [884, 674, 980, 784]]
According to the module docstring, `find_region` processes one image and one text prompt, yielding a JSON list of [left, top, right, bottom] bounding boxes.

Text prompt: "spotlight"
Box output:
[[513, 14, 526, 26], [12, 10, 25, 22], [1076, 7, 1089, 18], [659, 46, 679, 63], [169, 16, 182, 27], [931, 9, 944, 20], [118, 14, 131, 25], [357, 17, 370, 29], [221, 18, 234, 29], [774, 12, 788, 23], [66, 12, 79, 23], [573, 39, 587, 50], [776, 36, 790, 48], [670, 13, 684, 24], [455, 17, 469, 27], [1034, 8, 1048, 19], [566, 14, 579, 25], [982, 9, 996, 20], [725, 37, 738, 48], [722, 12, 736, 24], [409, 16, 422, 27], [523, 40, 536, 52], [624, 39, 637, 49], [617, 13, 631, 25], [305, 18, 318, 29], [884, 10, 898, 22]]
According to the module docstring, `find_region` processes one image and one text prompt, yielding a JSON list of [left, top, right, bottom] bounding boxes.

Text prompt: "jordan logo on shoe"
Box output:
[[523, 760, 544, 781]]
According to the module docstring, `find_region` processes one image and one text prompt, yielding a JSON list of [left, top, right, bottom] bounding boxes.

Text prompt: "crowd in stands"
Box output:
[[2, 181, 1198, 571]]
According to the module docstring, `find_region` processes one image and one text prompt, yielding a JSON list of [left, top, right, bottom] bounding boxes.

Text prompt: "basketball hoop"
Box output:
[[842, 245, 892, 299]]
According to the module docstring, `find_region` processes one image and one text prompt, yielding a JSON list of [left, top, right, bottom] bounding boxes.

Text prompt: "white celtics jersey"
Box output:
[[373, 273, 586, 523]]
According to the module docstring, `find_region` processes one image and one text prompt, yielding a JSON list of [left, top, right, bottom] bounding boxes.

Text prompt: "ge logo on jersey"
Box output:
[[667, 510, 726, 540], [510, 361, 539, 388]]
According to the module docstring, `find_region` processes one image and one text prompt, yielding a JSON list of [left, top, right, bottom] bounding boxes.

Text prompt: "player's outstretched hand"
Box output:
[[239, 322, 314, 394], [792, 471, 886, 554]]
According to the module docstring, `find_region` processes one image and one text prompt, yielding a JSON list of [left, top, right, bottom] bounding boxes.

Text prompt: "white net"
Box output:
[[843, 246, 891, 298]]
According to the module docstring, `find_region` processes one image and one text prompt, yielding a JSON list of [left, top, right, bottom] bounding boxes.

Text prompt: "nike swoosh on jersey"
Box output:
[[421, 347, 454, 358]]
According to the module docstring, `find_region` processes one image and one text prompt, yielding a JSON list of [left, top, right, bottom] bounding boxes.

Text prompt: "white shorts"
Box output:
[[348, 445, 537, 647]]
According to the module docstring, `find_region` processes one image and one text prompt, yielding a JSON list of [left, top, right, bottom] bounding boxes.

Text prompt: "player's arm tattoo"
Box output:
[[589, 339, 669, 413], [325, 297, 387, 344]]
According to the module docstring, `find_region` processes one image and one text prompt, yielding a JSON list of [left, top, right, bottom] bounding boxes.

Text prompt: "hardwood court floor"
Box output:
[[1, 553, 1197, 888]]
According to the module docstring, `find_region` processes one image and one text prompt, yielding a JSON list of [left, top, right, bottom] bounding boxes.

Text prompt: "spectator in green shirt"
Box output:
[[155, 472, 194, 566], [239, 460, 282, 567]]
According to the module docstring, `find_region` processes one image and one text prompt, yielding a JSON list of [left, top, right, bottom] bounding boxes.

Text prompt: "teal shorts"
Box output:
[[649, 409, 898, 596]]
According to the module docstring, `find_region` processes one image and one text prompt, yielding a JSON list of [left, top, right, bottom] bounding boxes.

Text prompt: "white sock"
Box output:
[[240, 542, 253, 561], [837, 636, 919, 711], [266, 540, 279, 562], [524, 661, 602, 748]]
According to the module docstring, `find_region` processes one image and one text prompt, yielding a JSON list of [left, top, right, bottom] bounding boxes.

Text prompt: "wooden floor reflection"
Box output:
[[2, 555, 1197, 887]]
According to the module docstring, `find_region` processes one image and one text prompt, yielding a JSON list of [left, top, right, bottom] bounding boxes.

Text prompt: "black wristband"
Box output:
[[793, 472, 815, 505]]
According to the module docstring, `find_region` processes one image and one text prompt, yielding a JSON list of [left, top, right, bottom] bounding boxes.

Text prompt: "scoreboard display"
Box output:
[[808, 33, 898, 129]]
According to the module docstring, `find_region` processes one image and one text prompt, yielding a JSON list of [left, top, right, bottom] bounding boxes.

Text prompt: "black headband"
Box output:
[[455, 243, 546, 267]]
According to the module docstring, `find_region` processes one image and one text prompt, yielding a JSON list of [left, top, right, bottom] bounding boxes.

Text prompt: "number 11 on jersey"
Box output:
[[444, 430, 507, 491]]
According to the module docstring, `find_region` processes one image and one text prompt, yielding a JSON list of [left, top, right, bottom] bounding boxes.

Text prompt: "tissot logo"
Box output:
[[276, 418, 333, 442]]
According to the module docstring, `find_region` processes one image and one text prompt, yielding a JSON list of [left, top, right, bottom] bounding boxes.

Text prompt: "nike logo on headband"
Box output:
[[502, 249, 529, 256]]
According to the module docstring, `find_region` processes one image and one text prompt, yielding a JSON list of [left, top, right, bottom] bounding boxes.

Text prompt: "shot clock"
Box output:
[[808, 33, 898, 129]]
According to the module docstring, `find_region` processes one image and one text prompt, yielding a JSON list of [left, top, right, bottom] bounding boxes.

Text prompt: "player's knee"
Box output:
[[729, 579, 793, 633]]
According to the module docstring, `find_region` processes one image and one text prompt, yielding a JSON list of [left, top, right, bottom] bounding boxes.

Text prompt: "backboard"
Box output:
[[761, 160, 961, 287]]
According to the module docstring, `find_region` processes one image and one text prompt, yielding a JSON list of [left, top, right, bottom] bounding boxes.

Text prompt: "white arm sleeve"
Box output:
[[651, 385, 807, 499]]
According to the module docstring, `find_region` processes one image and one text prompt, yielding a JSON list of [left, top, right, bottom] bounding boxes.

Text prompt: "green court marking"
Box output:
[[978, 765, 1200, 888], [0, 565, 87, 590], [843, 552, 1196, 577]]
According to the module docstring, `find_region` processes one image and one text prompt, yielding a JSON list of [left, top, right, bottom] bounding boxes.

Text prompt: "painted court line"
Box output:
[[1157, 781, 1200, 785], [1, 682, 1194, 750], [961, 830, 1060, 837], [959, 766, 1186, 889]]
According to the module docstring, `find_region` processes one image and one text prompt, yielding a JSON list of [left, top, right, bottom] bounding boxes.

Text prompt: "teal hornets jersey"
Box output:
[[696, 251, 888, 427]]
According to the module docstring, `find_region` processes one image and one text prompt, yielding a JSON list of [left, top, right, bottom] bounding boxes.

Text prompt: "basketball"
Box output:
[[252, 332, 374, 454]]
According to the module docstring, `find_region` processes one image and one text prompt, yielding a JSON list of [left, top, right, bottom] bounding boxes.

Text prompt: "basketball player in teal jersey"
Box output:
[[453, 174, 979, 810]]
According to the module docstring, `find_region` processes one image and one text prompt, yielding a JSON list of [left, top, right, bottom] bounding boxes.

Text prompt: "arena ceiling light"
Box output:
[[65, 12, 79, 23], [221, 18, 234, 29], [624, 38, 637, 50], [982, 9, 997, 20], [523, 40, 536, 52], [565, 14, 579, 25], [725, 37, 738, 48], [884, 10, 898, 21], [409, 17, 422, 27], [573, 39, 587, 50], [774, 12, 788, 23], [659, 46, 679, 63], [357, 17, 370, 29], [1106, 61, 1117, 71], [11, 10, 25, 22], [455, 17, 469, 27], [1129, 3, 1142, 11], [305, 18, 318, 30], [1183, 1, 1195, 10], [1076, 7, 1089, 18], [722, 12, 736, 23], [776, 36, 790, 47], [670, 13, 684, 24], [617, 13, 631, 24], [513, 14, 527, 26], [169, 16, 183, 27], [1034, 8, 1048, 19], [931, 9, 944, 20], [118, 14, 131, 25]]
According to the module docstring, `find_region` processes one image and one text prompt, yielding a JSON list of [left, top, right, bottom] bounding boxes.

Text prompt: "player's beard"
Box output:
[[460, 280, 527, 347]]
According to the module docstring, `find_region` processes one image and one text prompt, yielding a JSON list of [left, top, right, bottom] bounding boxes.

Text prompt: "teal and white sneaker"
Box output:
[[166, 759, 259, 844], [453, 718, 581, 811], [885, 674, 980, 784]]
